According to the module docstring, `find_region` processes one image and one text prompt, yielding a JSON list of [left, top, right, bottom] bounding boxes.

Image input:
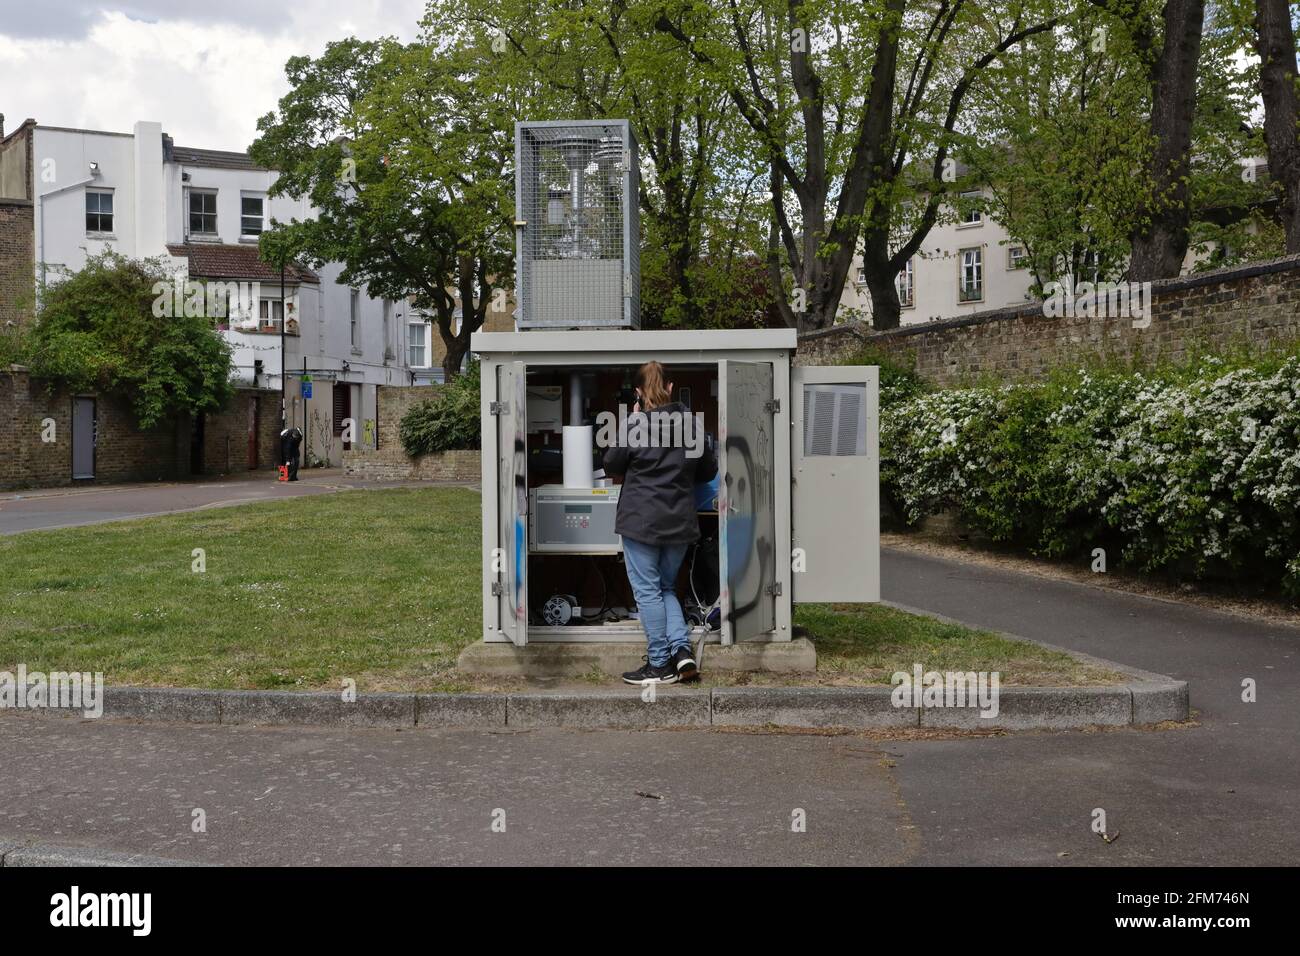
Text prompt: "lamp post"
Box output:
[[279, 259, 287, 432]]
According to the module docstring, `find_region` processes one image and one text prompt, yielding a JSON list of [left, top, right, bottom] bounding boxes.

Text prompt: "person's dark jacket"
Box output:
[[603, 401, 717, 545]]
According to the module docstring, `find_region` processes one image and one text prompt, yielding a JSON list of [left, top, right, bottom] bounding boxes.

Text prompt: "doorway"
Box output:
[[247, 397, 260, 469], [189, 412, 205, 475], [333, 382, 352, 452], [71, 397, 95, 480]]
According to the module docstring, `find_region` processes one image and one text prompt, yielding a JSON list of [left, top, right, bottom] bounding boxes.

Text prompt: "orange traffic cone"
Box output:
[[278, 465, 289, 482]]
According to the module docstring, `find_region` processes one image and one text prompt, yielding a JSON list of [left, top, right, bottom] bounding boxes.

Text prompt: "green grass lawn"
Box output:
[[0, 487, 1118, 690]]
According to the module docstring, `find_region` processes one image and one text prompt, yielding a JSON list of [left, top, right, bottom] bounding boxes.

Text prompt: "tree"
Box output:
[[251, 37, 518, 380], [1081, 0, 1208, 279], [1252, 0, 1300, 252], [655, 0, 1061, 331], [25, 252, 234, 429], [971, 2, 1258, 287], [966, 18, 1154, 290]]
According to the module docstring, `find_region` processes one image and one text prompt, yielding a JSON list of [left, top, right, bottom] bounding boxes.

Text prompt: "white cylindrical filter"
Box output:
[[562, 425, 594, 488]]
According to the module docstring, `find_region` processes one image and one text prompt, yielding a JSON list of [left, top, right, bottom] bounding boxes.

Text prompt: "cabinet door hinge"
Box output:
[[489, 401, 509, 415], [764, 399, 780, 414], [491, 582, 503, 596], [766, 582, 783, 596]]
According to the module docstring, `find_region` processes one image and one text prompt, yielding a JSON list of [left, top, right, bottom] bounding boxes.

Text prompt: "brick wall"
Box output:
[[1, 366, 280, 490], [200, 391, 282, 474], [796, 255, 1300, 386], [343, 447, 481, 482], [0, 200, 34, 327], [0, 120, 35, 328], [343, 383, 480, 481]]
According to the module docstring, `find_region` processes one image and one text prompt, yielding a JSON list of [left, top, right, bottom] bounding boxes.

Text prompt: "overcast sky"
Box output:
[[0, 1, 426, 150]]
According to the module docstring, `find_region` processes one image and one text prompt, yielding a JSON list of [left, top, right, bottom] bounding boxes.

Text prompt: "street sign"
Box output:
[[301, 378, 313, 399]]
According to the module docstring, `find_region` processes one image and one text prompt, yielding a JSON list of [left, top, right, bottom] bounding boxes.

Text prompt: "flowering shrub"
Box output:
[[882, 351, 1300, 595]]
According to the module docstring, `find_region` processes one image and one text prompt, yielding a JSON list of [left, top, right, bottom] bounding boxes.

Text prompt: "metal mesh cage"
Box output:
[[515, 120, 640, 330]]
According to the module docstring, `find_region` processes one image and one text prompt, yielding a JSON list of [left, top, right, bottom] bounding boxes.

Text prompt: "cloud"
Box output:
[[0, 2, 425, 149]]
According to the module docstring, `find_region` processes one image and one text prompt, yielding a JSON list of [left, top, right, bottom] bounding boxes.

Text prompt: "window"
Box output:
[[1007, 245, 1029, 270], [959, 247, 983, 301], [1081, 249, 1101, 283], [85, 189, 114, 233], [189, 190, 218, 235], [240, 194, 264, 236], [856, 266, 866, 284], [350, 289, 360, 348], [259, 299, 284, 328], [408, 322, 428, 367], [959, 190, 983, 226], [896, 258, 915, 308]]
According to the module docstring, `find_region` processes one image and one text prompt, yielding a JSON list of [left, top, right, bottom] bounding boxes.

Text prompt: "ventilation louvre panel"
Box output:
[[803, 384, 867, 457]]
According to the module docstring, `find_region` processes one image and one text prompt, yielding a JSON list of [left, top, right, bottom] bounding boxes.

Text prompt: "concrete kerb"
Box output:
[[3, 676, 1188, 731], [880, 600, 1192, 725]]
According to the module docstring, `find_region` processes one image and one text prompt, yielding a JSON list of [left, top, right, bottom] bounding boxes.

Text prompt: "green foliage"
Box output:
[[251, 35, 519, 377], [837, 342, 930, 409], [882, 346, 1300, 595], [0, 320, 33, 368], [25, 252, 234, 429], [399, 362, 482, 455]]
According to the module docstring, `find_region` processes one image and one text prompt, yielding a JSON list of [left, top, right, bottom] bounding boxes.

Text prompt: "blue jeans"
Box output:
[[622, 537, 691, 667]]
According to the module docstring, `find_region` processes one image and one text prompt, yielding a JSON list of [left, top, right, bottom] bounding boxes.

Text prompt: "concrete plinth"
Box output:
[[456, 637, 817, 678]]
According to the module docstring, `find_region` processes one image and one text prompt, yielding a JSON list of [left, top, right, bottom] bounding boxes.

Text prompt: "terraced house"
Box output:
[[0, 115, 421, 478]]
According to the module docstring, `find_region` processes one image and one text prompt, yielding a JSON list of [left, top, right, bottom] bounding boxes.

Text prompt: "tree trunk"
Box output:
[[441, 337, 468, 382], [1254, 0, 1300, 253], [861, 228, 901, 331], [1129, 0, 1205, 280]]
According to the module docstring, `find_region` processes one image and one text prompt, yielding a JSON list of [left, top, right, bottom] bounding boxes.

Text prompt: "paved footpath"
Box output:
[[0, 471, 467, 535], [1, 546, 1296, 865]]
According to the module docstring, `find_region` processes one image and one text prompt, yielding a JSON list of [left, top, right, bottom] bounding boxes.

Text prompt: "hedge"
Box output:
[[878, 349, 1300, 596]]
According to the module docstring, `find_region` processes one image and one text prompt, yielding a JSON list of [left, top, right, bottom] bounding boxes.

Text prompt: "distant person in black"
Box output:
[[280, 426, 303, 481]]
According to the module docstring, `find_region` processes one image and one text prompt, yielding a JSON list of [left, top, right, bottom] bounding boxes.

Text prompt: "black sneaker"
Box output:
[[671, 643, 699, 682], [622, 658, 679, 685]]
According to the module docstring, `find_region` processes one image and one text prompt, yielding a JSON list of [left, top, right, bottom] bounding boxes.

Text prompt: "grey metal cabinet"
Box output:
[[473, 328, 880, 647]]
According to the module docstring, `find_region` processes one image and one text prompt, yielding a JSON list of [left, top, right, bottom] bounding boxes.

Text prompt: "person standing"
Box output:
[[603, 361, 716, 685]]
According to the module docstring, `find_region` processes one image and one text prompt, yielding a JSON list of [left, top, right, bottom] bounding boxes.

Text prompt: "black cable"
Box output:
[[580, 555, 610, 622]]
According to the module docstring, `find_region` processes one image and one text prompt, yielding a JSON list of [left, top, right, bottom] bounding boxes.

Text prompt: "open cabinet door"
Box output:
[[790, 365, 879, 602], [718, 361, 777, 644], [492, 361, 529, 645]]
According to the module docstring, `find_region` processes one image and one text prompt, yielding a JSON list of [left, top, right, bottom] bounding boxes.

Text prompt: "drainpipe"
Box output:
[[280, 260, 286, 431]]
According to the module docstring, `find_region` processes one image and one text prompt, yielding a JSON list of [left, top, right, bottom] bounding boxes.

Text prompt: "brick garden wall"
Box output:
[[796, 255, 1300, 386], [343, 383, 480, 481], [1, 366, 280, 490], [200, 391, 282, 475]]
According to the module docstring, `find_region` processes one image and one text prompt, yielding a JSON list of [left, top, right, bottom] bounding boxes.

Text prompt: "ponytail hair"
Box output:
[[635, 361, 672, 410]]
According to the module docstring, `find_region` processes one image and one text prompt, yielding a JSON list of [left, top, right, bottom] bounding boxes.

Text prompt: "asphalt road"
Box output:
[[1, 531, 1296, 865], [0, 472, 453, 535]]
